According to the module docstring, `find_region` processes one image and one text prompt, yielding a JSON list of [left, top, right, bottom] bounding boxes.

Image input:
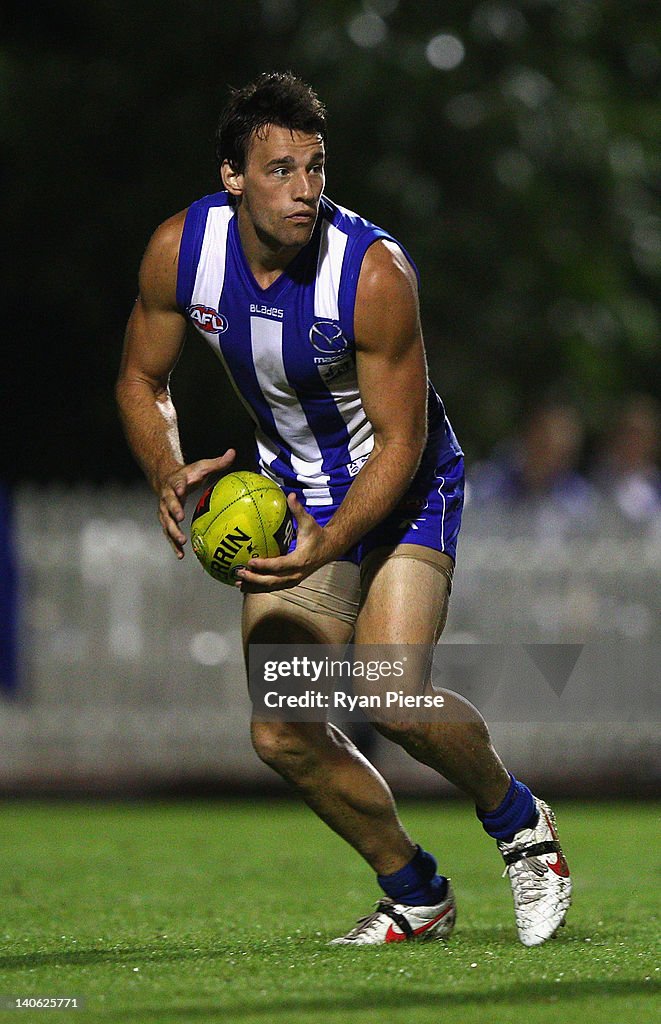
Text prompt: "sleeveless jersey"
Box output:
[[176, 192, 462, 510]]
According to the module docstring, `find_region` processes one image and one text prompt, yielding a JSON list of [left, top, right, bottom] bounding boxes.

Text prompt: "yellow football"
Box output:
[[190, 471, 294, 585]]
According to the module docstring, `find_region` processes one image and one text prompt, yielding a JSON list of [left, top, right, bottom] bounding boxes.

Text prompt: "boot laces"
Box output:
[[344, 898, 397, 938]]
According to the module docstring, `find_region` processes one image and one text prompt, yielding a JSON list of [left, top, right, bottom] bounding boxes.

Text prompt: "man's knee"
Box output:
[[250, 720, 322, 777], [371, 708, 491, 754]]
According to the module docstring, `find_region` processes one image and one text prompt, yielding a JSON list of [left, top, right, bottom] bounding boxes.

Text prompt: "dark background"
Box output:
[[3, 0, 659, 484]]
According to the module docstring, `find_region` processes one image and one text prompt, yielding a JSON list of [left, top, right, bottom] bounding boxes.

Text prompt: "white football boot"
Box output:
[[330, 881, 456, 945], [498, 798, 572, 947]]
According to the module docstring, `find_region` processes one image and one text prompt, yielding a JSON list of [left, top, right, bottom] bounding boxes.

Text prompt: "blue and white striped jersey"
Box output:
[[176, 192, 461, 510]]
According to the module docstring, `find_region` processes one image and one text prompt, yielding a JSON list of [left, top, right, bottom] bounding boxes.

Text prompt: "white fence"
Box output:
[[1, 486, 658, 795]]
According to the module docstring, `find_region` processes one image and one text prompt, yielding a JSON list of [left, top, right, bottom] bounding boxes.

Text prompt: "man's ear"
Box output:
[[221, 160, 243, 197]]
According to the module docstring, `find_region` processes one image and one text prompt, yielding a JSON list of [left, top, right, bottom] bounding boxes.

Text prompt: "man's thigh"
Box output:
[[242, 561, 358, 653], [355, 543, 454, 646], [347, 545, 454, 722], [242, 569, 356, 727]]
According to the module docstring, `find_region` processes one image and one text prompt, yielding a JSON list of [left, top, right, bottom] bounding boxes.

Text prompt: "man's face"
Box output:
[[226, 124, 325, 251]]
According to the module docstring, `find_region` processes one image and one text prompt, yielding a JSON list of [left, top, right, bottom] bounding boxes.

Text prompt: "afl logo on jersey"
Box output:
[[309, 320, 349, 355], [188, 305, 229, 334]]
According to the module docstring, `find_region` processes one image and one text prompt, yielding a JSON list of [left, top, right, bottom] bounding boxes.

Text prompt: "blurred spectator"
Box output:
[[468, 401, 599, 537], [590, 394, 661, 525]]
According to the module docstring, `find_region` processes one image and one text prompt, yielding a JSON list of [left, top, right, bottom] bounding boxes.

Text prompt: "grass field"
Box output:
[[0, 799, 658, 1023]]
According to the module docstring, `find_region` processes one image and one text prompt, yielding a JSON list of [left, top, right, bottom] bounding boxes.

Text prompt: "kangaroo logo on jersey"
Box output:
[[188, 305, 229, 334], [309, 320, 349, 355]]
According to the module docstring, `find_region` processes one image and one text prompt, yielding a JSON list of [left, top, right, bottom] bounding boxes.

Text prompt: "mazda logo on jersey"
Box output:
[[309, 320, 349, 354], [188, 305, 229, 334]]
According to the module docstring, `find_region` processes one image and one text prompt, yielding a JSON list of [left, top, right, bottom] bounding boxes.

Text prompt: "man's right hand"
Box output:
[[158, 449, 236, 558]]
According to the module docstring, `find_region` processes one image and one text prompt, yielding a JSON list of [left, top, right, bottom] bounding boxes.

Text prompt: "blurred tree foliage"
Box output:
[[2, 0, 659, 482]]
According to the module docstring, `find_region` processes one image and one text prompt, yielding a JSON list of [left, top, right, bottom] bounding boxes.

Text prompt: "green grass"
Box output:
[[0, 800, 658, 1023]]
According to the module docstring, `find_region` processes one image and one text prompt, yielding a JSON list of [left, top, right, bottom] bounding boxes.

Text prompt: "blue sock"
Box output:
[[377, 846, 448, 907], [477, 773, 539, 841]]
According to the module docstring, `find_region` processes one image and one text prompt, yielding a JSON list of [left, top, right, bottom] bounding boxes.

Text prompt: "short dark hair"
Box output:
[[215, 71, 327, 174]]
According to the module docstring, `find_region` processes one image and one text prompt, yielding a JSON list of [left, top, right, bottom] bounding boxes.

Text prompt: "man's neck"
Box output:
[[236, 206, 303, 289]]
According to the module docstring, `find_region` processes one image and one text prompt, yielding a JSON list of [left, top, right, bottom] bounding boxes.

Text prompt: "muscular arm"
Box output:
[[116, 212, 188, 490], [320, 239, 428, 554], [116, 212, 234, 556], [240, 239, 428, 588]]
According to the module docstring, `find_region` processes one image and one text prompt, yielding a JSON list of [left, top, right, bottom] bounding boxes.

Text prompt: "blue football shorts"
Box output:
[[292, 443, 465, 566], [355, 448, 465, 565]]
